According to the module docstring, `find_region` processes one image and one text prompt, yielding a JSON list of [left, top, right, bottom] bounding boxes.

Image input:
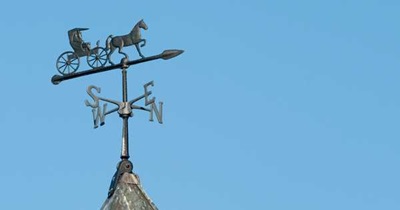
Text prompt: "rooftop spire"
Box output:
[[101, 172, 158, 210]]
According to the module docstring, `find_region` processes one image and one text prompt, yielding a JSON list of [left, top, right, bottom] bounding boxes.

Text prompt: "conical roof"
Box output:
[[101, 172, 158, 210]]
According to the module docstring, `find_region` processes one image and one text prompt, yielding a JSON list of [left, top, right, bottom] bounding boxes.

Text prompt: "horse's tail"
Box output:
[[105, 35, 113, 50]]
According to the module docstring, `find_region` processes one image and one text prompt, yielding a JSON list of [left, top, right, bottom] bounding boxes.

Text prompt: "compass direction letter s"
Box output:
[[85, 85, 107, 128], [144, 81, 163, 124]]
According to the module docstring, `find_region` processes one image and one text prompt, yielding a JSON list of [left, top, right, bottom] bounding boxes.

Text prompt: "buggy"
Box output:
[[56, 28, 108, 75]]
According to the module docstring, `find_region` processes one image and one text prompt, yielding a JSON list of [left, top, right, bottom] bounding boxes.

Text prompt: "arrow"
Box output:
[[51, 49, 184, 85]]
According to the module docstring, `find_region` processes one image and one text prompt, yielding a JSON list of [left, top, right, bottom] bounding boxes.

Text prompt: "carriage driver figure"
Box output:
[[68, 28, 91, 57]]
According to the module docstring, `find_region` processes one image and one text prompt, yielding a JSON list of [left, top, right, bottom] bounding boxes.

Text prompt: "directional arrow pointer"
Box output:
[[51, 49, 184, 85]]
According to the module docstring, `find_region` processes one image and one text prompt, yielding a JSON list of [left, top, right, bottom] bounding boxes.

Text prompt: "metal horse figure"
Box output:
[[106, 19, 148, 64]]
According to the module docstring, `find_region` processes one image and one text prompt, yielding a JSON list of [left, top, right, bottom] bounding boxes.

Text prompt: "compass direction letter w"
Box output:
[[85, 85, 108, 128], [91, 103, 107, 128]]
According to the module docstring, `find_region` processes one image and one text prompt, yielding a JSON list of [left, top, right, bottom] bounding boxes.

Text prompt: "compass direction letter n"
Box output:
[[85, 85, 107, 128], [144, 81, 163, 124], [149, 102, 163, 123]]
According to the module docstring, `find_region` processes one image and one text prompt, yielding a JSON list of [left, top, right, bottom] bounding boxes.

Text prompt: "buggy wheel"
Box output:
[[56, 51, 80, 75], [87, 47, 108, 68]]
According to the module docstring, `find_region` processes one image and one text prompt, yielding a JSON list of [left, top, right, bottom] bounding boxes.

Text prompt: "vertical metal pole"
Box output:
[[121, 117, 129, 159], [121, 64, 130, 160]]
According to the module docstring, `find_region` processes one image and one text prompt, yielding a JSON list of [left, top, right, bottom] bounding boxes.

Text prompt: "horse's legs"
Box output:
[[117, 46, 129, 60], [135, 44, 145, 58], [107, 47, 116, 65], [140, 39, 146, 47]]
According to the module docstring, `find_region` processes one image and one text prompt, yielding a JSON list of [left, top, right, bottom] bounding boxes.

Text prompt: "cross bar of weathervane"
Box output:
[[51, 49, 184, 85]]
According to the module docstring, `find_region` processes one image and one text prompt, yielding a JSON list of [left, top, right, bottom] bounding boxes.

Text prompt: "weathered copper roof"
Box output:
[[101, 172, 158, 210]]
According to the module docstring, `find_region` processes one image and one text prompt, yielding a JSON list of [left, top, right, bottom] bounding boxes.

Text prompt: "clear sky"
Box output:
[[1, 0, 400, 209]]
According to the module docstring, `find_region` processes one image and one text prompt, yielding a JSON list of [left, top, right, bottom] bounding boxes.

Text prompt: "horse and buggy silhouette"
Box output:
[[56, 19, 148, 75]]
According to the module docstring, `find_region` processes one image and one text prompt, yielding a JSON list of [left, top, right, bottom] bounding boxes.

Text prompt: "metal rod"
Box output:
[[51, 49, 184, 85], [52, 53, 163, 85], [122, 68, 128, 103], [121, 117, 130, 159], [120, 62, 130, 160]]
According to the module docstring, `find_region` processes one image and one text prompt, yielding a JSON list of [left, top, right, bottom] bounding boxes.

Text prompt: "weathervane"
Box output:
[[52, 19, 183, 209]]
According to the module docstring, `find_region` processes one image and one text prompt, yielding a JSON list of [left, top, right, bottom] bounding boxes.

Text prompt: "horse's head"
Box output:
[[138, 19, 148, 30]]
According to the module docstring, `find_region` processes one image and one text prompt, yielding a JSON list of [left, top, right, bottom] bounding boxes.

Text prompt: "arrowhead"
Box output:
[[161, 49, 184, 60]]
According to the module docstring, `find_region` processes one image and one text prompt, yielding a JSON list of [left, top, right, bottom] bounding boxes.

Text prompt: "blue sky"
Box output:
[[1, 0, 400, 209]]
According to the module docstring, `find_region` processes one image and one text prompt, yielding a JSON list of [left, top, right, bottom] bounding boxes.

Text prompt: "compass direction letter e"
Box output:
[[85, 85, 107, 128], [144, 81, 163, 124]]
